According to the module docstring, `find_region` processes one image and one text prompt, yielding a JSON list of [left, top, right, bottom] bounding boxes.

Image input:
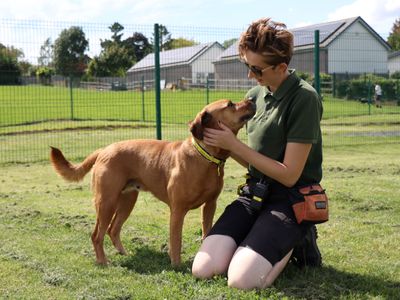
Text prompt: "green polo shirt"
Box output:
[[245, 70, 323, 185]]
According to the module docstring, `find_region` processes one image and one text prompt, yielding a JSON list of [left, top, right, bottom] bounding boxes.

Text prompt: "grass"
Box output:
[[0, 142, 399, 299], [1, 85, 399, 127], [0, 85, 400, 298]]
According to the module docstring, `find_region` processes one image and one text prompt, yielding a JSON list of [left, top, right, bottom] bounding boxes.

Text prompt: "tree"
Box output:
[[87, 22, 137, 77], [87, 44, 132, 77], [387, 18, 400, 51], [53, 26, 89, 77], [167, 38, 198, 49], [151, 24, 172, 51], [100, 22, 124, 49], [36, 66, 55, 85], [223, 38, 237, 49], [38, 38, 54, 67], [0, 45, 23, 84], [123, 32, 152, 62]]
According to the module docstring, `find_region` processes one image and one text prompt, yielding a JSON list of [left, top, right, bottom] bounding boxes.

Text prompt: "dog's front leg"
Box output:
[[201, 199, 217, 239], [169, 208, 187, 267]]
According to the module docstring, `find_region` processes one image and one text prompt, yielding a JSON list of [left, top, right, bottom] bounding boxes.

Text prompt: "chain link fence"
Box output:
[[1, 19, 399, 164]]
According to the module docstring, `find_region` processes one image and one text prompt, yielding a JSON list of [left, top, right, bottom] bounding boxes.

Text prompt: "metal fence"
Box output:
[[0, 19, 399, 164]]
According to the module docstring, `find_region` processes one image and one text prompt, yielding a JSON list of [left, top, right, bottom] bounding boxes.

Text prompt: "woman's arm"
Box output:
[[204, 123, 311, 187], [230, 152, 249, 168]]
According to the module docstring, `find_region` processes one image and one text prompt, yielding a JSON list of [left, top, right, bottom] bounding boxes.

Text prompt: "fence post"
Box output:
[[154, 23, 162, 140], [314, 30, 320, 96], [332, 73, 336, 98], [367, 78, 371, 115], [141, 76, 145, 121], [206, 76, 209, 105], [69, 75, 74, 120]]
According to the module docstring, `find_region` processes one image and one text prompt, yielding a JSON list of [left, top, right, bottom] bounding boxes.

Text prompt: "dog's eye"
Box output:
[[227, 101, 234, 107]]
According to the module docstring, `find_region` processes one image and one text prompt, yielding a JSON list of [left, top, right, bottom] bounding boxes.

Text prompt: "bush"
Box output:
[[336, 80, 350, 98], [36, 67, 55, 85], [334, 74, 399, 101], [390, 71, 400, 79], [0, 47, 22, 85]]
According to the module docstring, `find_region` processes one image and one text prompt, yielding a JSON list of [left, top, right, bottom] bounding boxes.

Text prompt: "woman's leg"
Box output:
[[192, 198, 259, 279], [225, 204, 302, 290], [227, 246, 293, 290], [192, 234, 237, 279]]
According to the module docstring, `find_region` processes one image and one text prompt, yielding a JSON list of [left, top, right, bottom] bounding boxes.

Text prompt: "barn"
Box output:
[[388, 50, 400, 75], [214, 16, 391, 83], [127, 42, 224, 88]]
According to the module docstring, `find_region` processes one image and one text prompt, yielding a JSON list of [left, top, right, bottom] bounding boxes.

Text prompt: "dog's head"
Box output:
[[189, 98, 256, 140]]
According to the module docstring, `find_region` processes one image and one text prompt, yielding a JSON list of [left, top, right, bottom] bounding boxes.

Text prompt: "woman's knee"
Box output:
[[192, 235, 236, 279], [192, 252, 225, 279], [227, 246, 274, 290]]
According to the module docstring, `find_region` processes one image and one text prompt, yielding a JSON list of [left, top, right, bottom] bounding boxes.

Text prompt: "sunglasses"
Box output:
[[243, 62, 274, 77]]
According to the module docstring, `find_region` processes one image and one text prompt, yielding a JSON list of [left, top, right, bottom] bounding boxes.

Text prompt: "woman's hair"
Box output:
[[238, 18, 294, 66]]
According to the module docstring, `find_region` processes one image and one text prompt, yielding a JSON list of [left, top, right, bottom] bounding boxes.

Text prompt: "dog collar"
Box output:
[[191, 137, 225, 176]]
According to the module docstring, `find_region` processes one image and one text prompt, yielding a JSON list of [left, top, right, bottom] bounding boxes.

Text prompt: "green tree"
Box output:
[[387, 18, 400, 51], [38, 38, 54, 67], [87, 44, 132, 77], [0, 45, 23, 84], [100, 22, 125, 49], [123, 32, 152, 62], [167, 38, 198, 49], [223, 38, 237, 49], [152, 24, 172, 51], [36, 66, 55, 85], [53, 26, 89, 77], [88, 22, 136, 77]]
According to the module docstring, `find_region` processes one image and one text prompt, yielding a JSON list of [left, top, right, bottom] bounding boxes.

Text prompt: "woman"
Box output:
[[192, 18, 323, 290]]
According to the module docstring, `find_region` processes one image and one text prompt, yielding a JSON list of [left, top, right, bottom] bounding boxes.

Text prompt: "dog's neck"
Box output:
[[191, 137, 231, 162]]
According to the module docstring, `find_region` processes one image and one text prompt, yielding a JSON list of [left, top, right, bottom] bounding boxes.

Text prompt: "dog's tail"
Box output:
[[50, 146, 101, 182]]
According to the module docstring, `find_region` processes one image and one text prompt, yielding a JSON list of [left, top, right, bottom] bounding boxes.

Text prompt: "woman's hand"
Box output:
[[203, 122, 239, 150]]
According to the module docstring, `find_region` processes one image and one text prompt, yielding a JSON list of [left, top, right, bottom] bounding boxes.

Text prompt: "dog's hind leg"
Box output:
[[108, 190, 138, 255], [91, 193, 118, 265]]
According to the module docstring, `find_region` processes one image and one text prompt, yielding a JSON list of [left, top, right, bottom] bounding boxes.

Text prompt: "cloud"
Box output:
[[327, 0, 400, 35]]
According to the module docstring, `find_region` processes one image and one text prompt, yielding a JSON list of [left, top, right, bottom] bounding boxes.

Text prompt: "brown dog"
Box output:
[[50, 98, 255, 266]]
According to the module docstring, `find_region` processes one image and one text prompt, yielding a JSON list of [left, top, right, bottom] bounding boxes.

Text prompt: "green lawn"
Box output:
[[0, 142, 399, 299], [0, 84, 399, 298], [1, 85, 399, 127], [1, 84, 399, 164]]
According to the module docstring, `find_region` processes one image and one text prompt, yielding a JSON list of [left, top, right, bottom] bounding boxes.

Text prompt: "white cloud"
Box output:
[[327, 0, 400, 35]]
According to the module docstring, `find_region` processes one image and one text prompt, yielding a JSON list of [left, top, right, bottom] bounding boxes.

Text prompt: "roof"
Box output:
[[388, 50, 400, 59], [217, 16, 391, 61], [128, 42, 223, 72]]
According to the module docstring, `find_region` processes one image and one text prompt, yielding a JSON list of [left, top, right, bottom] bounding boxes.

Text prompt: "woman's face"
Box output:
[[242, 50, 284, 89]]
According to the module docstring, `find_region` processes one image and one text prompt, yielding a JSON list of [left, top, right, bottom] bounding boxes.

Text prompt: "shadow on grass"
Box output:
[[113, 245, 192, 274], [278, 264, 400, 299], [112, 244, 399, 298]]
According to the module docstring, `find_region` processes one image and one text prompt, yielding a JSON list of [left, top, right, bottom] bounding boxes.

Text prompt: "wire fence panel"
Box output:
[[0, 19, 399, 164]]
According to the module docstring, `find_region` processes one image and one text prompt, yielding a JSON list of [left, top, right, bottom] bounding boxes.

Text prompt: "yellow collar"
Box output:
[[191, 137, 225, 176]]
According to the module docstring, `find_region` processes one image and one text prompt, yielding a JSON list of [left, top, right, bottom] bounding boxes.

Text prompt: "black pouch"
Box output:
[[237, 180, 269, 212]]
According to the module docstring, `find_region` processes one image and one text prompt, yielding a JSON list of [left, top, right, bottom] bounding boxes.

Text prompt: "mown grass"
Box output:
[[0, 85, 399, 298], [1, 85, 399, 127], [0, 141, 399, 299]]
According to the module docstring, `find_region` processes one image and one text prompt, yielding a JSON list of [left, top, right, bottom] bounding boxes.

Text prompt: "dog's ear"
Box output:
[[189, 110, 212, 140]]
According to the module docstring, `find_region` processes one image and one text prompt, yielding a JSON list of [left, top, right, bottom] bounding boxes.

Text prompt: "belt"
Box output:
[[238, 175, 290, 204]]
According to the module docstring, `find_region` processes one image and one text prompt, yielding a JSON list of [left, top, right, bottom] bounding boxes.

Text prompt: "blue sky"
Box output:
[[0, 0, 398, 35], [1, 0, 399, 62]]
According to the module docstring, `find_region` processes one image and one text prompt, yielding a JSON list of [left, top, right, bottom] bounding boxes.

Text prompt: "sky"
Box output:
[[0, 0, 399, 61], [0, 0, 398, 34]]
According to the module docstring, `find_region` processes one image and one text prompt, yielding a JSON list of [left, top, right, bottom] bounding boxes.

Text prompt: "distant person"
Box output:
[[374, 83, 382, 108], [192, 17, 324, 290]]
